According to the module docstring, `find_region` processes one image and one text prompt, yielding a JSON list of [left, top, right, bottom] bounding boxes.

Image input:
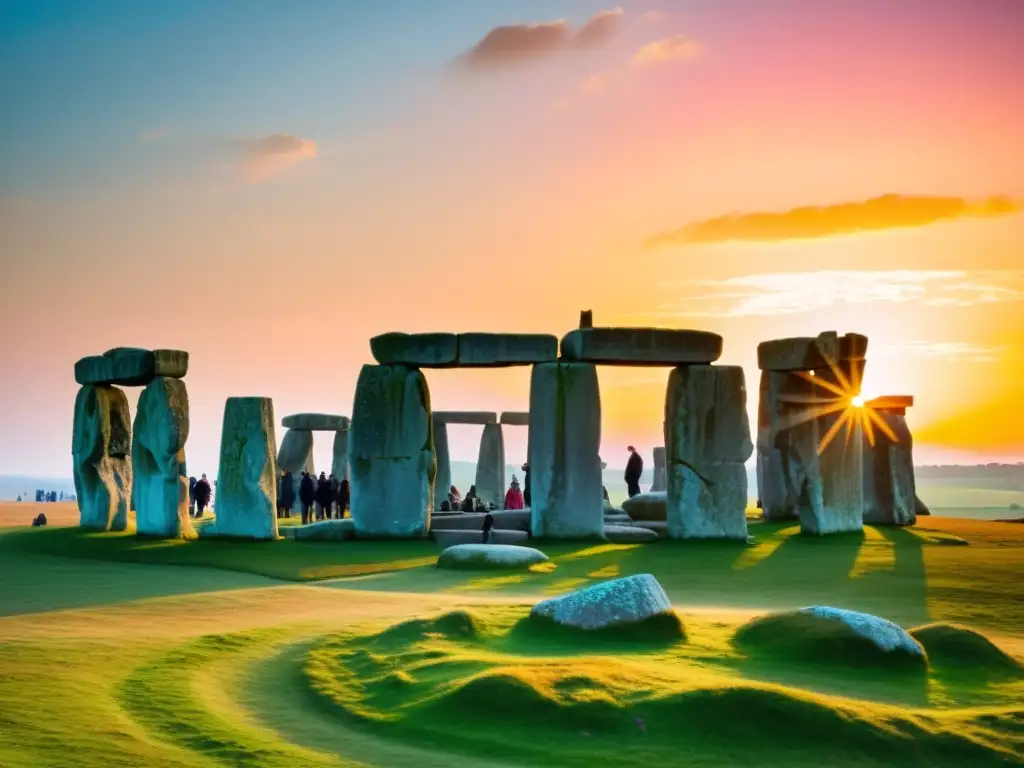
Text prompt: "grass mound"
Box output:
[[910, 623, 1024, 678], [369, 609, 484, 647], [519, 609, 686, 645], [733, 611, 927, 672]]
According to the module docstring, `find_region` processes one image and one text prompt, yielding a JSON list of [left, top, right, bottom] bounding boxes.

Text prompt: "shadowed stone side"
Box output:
[[331, 429, 349, 481], [214, 397, 278, 540], [277, 429, 315, 515], [651, 446, 666, 492], [863, 407, 917, 526], [665, 461, 749, 539], [757, 370, 800, 521], [132, 377, 193, 538], [529, 362, 604, 538], [433, 420, 451, 509], [561, 328, 723, 366], [757, 332, 868, 372], [350, 363, 435, 537], [474, 423, 506, 508], [72, 385, 133, 531]]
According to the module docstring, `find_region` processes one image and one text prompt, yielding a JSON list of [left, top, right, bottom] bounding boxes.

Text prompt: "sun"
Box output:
[[851, 395, 864, 408]]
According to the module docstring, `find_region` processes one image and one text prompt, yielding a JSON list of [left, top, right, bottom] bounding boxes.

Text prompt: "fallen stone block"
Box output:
[[214, 397, 278, 540], [457, 333, 558, 366], [529, 574, 681, 636], [604, 524, 659, 543], [370, 332, 458, 366], [437, 543, 549, 570], [560, 328, 722, 366], [281, 413, 350, 431], [621, 491, 667, 521], [432, 528, 528, 548], [432, 411, 498, 425], [757, 331, 868, 372], [282, 518, 357, 541], [604, 513, 634, 525], [500, 411, 530, 426], [633, 521, 669, 538], [75, 348, 189, 387], [428, 509, 531, 532]]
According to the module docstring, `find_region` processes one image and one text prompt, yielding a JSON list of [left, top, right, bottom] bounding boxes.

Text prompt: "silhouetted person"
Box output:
[[278, 471, 295, 518], [481, 512, 494, 543], [439, 499, 451, 512], [328, 473, 340, 518], [521, 463, 531, 507], [337, 478, 350, 518], [461, 485, 477, 513], [625, 446, 643, 498], [193, 474, 212, 517], [315, 472, 331, 521], [32, 512, 47, 526], [188, 476, 197, 516], [299, 471, 316, 524], [602, 486, 610, 502]]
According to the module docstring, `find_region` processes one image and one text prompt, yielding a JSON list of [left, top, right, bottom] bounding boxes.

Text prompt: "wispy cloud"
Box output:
[[631, 34, 701, 67], [639, 10, 668, 24], [240, 134, 318, 182], [878, 341, 1008, 363], [651, 270, 1024, 319], [646, 194, 1022, 248], [456, 8, 624, 70]]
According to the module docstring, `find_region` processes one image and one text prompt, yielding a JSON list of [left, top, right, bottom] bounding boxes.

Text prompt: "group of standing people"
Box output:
[[188, 474, 213, 518], [438, 471, 528, 513], [277, 470, 349, 525]]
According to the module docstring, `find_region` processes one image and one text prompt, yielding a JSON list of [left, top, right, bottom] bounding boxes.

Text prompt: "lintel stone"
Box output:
[[757, 332, 867, 372], [500, 411, 530, 426], [560, 328, 722, 366], [75, 348, 189, 387], [456, 333, 558, 367], [371, 332, 459, 367], [433, 411, 498, 425], [281, 413, 350, 430]]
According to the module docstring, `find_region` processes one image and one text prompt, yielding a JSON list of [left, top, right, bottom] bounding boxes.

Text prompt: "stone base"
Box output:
[[666, 461, 749, 540]]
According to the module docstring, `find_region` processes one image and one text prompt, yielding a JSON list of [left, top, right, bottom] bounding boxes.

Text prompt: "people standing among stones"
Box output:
[[188, 476, 197, 516], [337, 477, 350, 518], [193, 474, 212, 518], [504, 475, 525, 510], [461, 485, 477, 513], [521, 463, 531, 507], [481, 512, 494, 544], [315, 472, 332, 521], [299, 471, 316, 524], [625, 446, 644, 498], [278, 470, 295, 518]]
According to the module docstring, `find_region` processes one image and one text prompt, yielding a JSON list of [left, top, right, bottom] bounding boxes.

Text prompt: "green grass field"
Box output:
[[0, 516, 1021, 766]]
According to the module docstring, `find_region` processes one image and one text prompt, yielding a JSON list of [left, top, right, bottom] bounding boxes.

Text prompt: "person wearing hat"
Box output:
[[625, 446, 644, 498], [504, 474, 525, 510]]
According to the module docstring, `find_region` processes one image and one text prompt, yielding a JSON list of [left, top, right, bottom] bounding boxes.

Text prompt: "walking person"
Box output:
[[193, 474, 212, 518], [328, 473, 340, 519], [188, 476, 197, 517], [625, 446, 644, 499], [299, 471, 316, 525], [315, 472, 332, 521], [336, 476, 350, 518]]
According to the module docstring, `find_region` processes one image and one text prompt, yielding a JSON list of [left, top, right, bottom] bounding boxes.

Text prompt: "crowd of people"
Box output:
[[277, 470, 350, 524]]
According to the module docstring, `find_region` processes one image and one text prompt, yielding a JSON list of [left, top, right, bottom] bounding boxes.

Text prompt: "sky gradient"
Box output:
[[1, 0, 1023, 478]]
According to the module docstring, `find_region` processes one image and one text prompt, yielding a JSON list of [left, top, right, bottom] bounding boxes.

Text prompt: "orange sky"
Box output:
[[1, 1, 1022, 476]]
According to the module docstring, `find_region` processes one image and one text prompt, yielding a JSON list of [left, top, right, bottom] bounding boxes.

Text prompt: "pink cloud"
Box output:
[[631, 34, 702, 67], [242, 134, 318, 182]]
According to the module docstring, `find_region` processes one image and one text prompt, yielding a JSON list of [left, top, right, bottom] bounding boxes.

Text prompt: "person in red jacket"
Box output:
[[503, 475, 525, 510]]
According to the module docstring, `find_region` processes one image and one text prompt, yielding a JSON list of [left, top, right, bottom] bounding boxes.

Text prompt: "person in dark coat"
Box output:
[[188, 476, 197, 516], [624, 446, 644, 498], [328, 473, 340, 519], [337, 478, 350, 518], [299, 471, 316, 524], [521, 463, 531, 507], [461, 485, 477, 513], [315, 472, 332, 521], [31, 512, 47, 527], [193, 474, 213, 517], [481, 512, 494, 543], [278, 470, 295, 518]]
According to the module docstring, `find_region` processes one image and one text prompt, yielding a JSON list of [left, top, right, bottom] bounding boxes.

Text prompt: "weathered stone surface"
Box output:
[[757, 370, 798, 521], [331, 429, 349, 481], [651, 446, 666, 492], [787, 407, 864, 535], [75, 348, 189, 386], [281, 413, 350, 431], [350, 364, 435, 537], [457, 333, 558, 367], [436, 543, 549, 570], [432, 528, 528, 548], [529, 362, 604, 538], [633, 520, 669, 538], [666, 461, 749, 540], [72, 385, 132, 531], [530, 574, 675, 631], [133, 377, 193, 538], [433, 420, 451, 510], [474, 423, 506, 508], [282, 518, 356, 541], [665, 365, 753, 464], [800, 606, 925, 657], [863, 409, 916, 526], [428, 509, 531, 532], [621, 491, 667, 521], [277, 429, 315, 515], [604, 513, 634, 525], [561, 328, 722, 366], [432, 411, 498, 425], [500, 411, 530, 426], [214, 397, 278, 540], [604, 524, 659, 543], [757, 331, 867, 372], [371, 332, 458, 366]]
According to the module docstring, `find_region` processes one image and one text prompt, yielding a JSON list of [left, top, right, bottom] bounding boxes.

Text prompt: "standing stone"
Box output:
[[433, 419, 451, 509], [277, 428, 315, 514], [72, 385, 132, 531], [475, 423, 506, 508], [863, 403, 916, 526], [664, 365, 752, 539], [214, 397, 278, 539], [133, 377, 193, 538], [331, 429, 349, 481], [529, 362, 603, 538], [350, 364, 435, 537], [757, 370, 800, 521], [651, 447, 667, 492]]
